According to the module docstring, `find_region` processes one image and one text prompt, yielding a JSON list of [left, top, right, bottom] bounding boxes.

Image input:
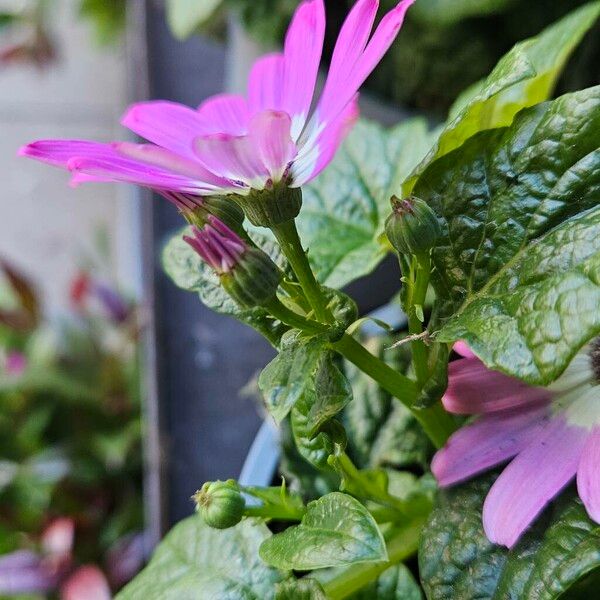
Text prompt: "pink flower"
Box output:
[[432, 341, 600, 548], [19, 0, 413, 207], [60, 565, 111, 600], [4, 351, 27, 376], [183, 217, 246, 274]]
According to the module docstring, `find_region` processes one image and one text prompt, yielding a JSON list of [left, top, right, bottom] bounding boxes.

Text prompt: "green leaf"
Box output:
[[258, 332, 327, 423], [117, 516, 285, 600], [259, 492, 387, 571], [404, 1, 600, 193], [166, 0, 223, 39], [275, 578, 327, 600], [346, 563, 423, 599], [411, 0, 515, 28], [419, 472, 600, 600], [162, 227, 287, 346], [343, 339, 431, 470], [420, 87, 600, 383], [298, 118, 435, 289]]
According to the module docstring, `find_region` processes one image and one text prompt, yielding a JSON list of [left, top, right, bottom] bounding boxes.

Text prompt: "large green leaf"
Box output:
[[117, 517, 285, 600], [417, 87, 600, 383], [166, 0, 223, 39], [403, 1, 600, 193], [411, 0, 515, 27], [419, 472, 600, 600], [259, 492, 387, 571], [298, 118, 435, 289], [346, 564, 423, 599], [162, 227, 287, 346]]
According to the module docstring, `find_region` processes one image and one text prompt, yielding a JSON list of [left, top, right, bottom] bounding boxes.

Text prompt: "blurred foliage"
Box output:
[[0, 259, 144, 596], [78, 0, 126, 44]]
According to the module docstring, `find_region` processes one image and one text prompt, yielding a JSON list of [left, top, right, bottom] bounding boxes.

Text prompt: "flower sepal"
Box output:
[[187, 196, 246, 235], [232, 181, 302, 229]]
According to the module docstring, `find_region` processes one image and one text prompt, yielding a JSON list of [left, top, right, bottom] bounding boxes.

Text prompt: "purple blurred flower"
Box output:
[[4, 351, 27, 376], [19, 0, 414, 204], [183, 217, 246, 274], [432, 341, 600, 548]]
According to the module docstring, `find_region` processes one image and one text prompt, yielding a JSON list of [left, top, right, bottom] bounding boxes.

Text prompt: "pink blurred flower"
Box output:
[[183, 217, 246, 274], [4, 351, 27, 376], [61, 565, 111, 600], [432, 341, 600, 548], [42, 518, 74, 561], [19, 0, 413, 207]]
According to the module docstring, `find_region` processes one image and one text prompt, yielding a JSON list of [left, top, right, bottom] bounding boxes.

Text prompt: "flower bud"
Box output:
[[193, 480, 245, 529], [183, 217, 280, 308], [385, 196, 440, 258], [232, 180, 302, 228]]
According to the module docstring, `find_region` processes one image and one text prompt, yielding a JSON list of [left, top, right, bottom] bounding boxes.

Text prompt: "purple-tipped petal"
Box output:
[[443, 357, 551, 415], [19, 140, 116, 168], [432, 403, 550, 487], [577, 426, 600, 523], [292, 95, 359, 186], [248, 53, 285, 116], [249, 110, 297, 181], [454, 341, 476, 359], [281, 0, 325, 139], [121, 101, 210, 159], [193, 132, 269, 189], [483, 416, 586, 548], [197, 94, 250, 136]]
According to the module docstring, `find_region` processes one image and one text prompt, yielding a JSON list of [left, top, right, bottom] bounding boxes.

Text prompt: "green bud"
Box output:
[[221, 247, 281, 308], [193, 480, 245, 529], [385, 196, 440, 257], [187, 196, 246, 235], [232, 180, 302, 228]]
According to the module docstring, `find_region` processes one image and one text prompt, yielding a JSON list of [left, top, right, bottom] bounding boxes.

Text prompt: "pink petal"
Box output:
[[61, 566, 111, 600], [121, 101, 210, 159], [577, 425, 600, 523], [197, 94, 250, 136], [443, 357, 551, 415], [19, 140, 114, 168], [41, 518, 74, 558], [432, 403, 550, 487], [483, 416, 586, 548], [281, 0, 325, 139], [292, 95, 359, 186], [249, 110, 297, 180], [194, 132, 269, 188], [454, 341, 476, 359], [247, 53, 285, 116]]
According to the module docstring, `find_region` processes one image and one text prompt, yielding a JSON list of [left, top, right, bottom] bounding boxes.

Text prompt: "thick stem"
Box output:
[[270, 220, 333, 323], [333, 334, 455, 448], [407, 254, 431, 385], [322, 518, 424, 599], [264, 297, 327, 335]]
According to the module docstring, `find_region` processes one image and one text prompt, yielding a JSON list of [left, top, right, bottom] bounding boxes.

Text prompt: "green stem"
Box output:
[[270, 220, 333, 323], [407, 254, 431, 385], [322, 518, 424, 599], [333, 334, 455, 448], [264, 297, 328, 335]]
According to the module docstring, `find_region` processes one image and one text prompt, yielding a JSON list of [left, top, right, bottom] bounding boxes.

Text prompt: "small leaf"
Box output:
[[298, 118, 436, 289], [259, 332, 327, 423], [259, 493, 387, 571], [117, 517, 285, 599], [419, 472, 600, 600], [404, 1, 600, 193], [166, 0, 223, 40]]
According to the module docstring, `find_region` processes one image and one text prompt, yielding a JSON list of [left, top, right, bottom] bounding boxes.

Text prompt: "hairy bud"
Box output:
[[193, 480, 245, 529]]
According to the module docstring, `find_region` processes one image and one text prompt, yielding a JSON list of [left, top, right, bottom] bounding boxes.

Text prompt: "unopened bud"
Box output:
[[184, 217, 280, 308], [385, 196, 440, 258], [193, 480, 245, 529]]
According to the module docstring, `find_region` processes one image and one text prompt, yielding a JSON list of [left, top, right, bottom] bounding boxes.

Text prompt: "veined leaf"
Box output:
[[259, 493, 387, 571], [404, 2, 600, 193], [117, 517, 285, 600], [418, 87, 600, 383]]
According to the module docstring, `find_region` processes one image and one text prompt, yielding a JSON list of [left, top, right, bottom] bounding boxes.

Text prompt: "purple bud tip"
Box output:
[[184, 218, 246, 274]]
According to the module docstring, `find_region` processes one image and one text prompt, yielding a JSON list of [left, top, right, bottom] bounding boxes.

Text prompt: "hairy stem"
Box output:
[[406, 254, 431, 385]]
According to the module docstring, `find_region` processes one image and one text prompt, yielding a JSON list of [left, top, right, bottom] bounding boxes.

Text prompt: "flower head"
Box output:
[[432, 341, 600, 548], [19, 0, 414, 210]]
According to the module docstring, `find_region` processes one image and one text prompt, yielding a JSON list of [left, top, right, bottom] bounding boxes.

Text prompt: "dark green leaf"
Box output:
[[162, 227, 287, 346], [117, 516, 285, 600], [298, 119, 436, 289], [411, 0, 515, 27], [275, 578, 327, 600], [259, 492, 387, 571], [258, 332, 327, 423], [416, 87, 600, 383], [346, 563, 423, 599], [404, 2, 600, 193], [419, 472, 600, 600]]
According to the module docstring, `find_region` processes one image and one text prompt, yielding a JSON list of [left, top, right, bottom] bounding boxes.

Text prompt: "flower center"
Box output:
[[589, 337, 600, 384]]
